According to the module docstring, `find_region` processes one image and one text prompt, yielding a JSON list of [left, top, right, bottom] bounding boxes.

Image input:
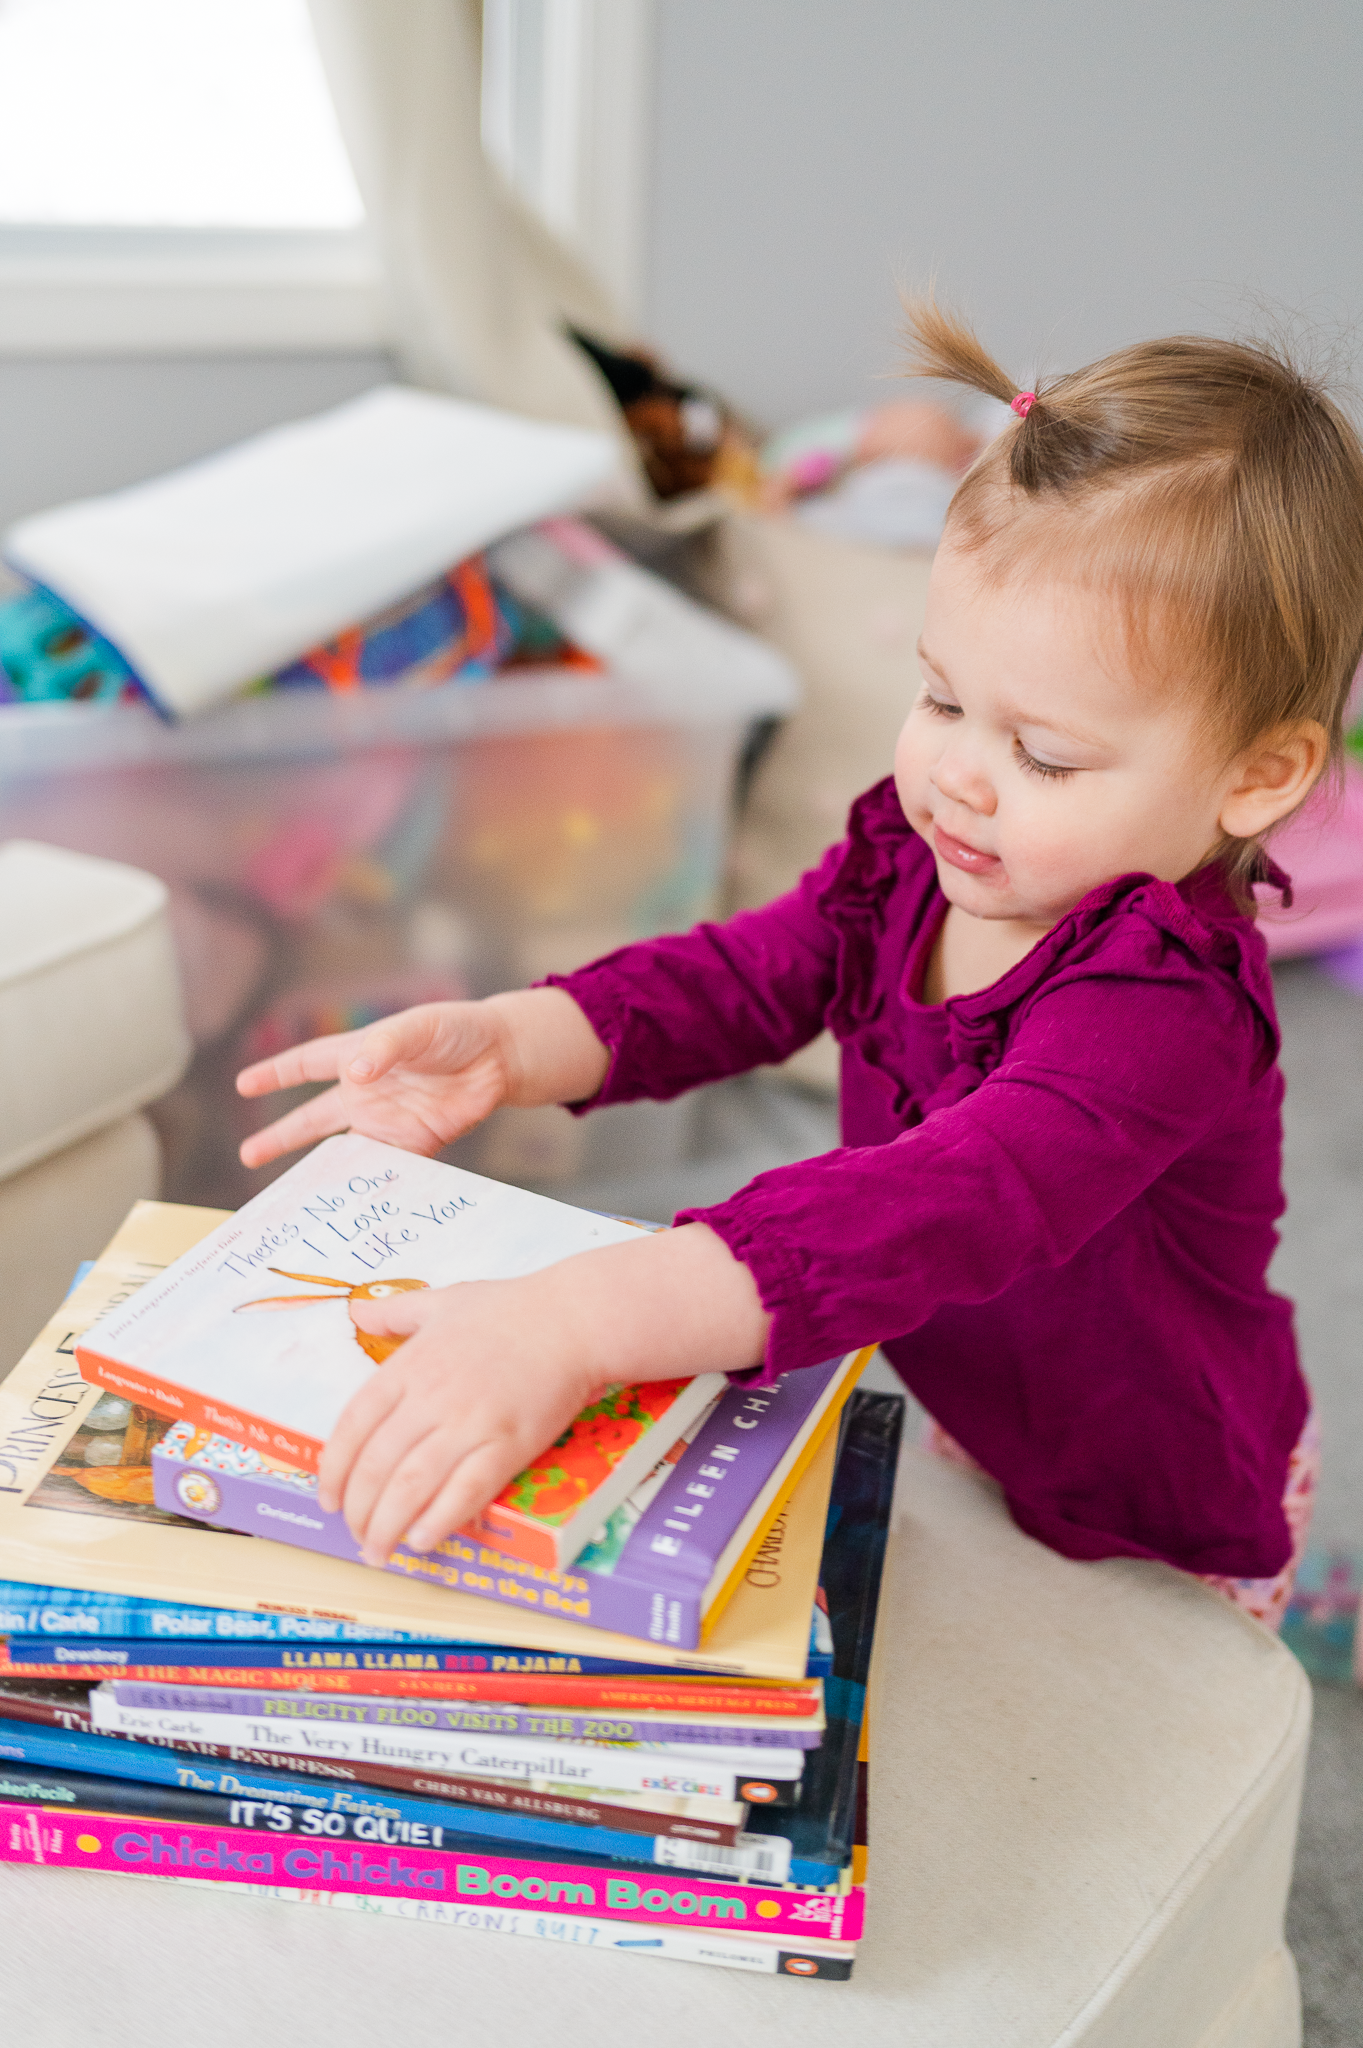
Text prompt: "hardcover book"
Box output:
[[0, 1201, 831, 1680], [75, 1133, 724, 1568], [743, 1388, 903, 1880], [0, 1644, 821, 1720], [85, 1688, 805, 1802], [152, 1344, 864, 1650], [0, 1698, 749, 1840], [126, 1878, 860, 1978], [0, 1587, 834, 1678], [0, 1805, 865, 1948], [95, 1681, 825, 1750], [0, 1750, 782, 1875]]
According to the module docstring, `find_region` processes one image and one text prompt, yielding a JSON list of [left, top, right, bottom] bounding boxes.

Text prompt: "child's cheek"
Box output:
[[892, 719, 933, 833]]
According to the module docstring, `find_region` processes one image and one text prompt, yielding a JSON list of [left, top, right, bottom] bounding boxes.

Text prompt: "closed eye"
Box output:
[[1014, 738, 1076, 781], [918, 689, 963, 719]]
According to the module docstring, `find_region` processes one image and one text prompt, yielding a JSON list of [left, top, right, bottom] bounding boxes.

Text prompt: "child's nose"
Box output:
[[930, 743, 997, 816]]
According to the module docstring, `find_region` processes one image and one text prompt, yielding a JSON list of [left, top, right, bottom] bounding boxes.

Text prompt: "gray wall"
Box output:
[[643, 0, 1363, 428], [0, 353, 392, 538], [4, 1, 1359, 523]]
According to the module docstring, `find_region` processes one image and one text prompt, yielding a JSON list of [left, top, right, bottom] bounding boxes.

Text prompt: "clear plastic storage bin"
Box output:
[[0, 636, 795, 1210]]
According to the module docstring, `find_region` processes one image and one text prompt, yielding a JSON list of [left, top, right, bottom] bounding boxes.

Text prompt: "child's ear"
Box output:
[[1218, 720, 1329, 840]]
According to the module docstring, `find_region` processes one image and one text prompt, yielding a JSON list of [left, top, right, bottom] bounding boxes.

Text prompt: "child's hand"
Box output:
[[318, 1224, 772, 1567], [235, 987, 611, 1169], [319, 1273, 600, 1566]]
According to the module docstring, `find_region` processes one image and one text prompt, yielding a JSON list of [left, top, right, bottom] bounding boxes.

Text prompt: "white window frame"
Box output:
[[0, 0, 652, 357], [0, 224, 388, 356], [482, 0, 654, 322]]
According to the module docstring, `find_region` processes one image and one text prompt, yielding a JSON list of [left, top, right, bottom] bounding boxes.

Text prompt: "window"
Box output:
[[481, 0, 653, 321], [0, 0, 361, 229], [0, 0, 381, 351]]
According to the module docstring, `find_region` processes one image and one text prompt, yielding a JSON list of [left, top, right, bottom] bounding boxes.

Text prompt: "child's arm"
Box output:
[[320, 1221, 769, 1567], [237, 852, 845, 1168]]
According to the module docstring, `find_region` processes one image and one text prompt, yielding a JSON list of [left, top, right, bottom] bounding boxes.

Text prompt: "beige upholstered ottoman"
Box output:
[[0, 840, 189, 1373], [0, 1449, 1308, 2047]]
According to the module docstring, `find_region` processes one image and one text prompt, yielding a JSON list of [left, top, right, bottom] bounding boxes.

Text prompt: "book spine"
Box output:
[[87, 1696, 801, 1800], [103, 1683, 820, 1749], [0, 1714, 745, 1844], [607, 1361, 846, 1601], [463, 1501, 560, 1570], [0, 1588, 457, 1644], [0, 1805, 864, 1944], [41, 1869, 861, 1977], [1, 1641, 815, 1714], [150, 1454, 697, 1647], [74, 1347, 324, 1471]]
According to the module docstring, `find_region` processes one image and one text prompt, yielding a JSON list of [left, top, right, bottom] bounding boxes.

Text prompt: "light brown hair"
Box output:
[[903, 301, 1363, 885]]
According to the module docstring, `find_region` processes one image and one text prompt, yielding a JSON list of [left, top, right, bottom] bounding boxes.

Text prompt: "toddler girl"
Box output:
[[237, 307, 1363, 1626]]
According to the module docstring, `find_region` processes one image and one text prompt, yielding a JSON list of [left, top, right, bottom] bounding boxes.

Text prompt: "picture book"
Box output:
[[0, 1700, 749, 1841], [74, 1134, 723, 1567], [94, 1681, 825, 1750], [0, 1583, 834, 1678], [0, 1754, 786, 1879], [85, 1688, 805, 1802], [0, 1589, 463, 1646], [153, 1349, 863, 1649], [115, 1877, 861, 1979], [742, 1388, 903, 1879], [0, 1203, 829, 1680], [0, 1644, 821, 1719], [0, 1805, 865, 1947]]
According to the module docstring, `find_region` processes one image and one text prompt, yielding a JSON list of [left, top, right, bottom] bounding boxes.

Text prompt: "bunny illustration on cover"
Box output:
[[234, 1268, 428, 1364]]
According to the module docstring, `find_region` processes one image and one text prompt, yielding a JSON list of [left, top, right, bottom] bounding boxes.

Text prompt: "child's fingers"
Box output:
[[349, 1292, 440, 1339], [316, 1367, 404, 1515], [238, 1085, 354, 1169], [235, 1030, 364, 1099], [342, 1004, 470, 1084], [402, 1441, 512, 1553], [352, 1426, 482, 1565]]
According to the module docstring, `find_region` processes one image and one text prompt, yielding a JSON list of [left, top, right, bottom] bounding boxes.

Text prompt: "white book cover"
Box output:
[[86, 1691, 802, 1799], [76, 1134, 682, 1484]]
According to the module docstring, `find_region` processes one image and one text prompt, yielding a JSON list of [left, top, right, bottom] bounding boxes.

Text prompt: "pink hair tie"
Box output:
[[1011, 391, 1037, 418]]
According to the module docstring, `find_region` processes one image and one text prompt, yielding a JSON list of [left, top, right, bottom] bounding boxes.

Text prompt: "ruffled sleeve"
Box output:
[[680, 878, 1272, 1385], [543, 843, 847, 1108]]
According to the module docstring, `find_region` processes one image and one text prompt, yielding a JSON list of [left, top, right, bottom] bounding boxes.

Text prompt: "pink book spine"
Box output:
[[1, 1806, 864, 1944]]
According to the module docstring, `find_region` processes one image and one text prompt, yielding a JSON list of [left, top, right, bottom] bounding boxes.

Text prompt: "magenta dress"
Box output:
[[550, 778, 1308, 1581]]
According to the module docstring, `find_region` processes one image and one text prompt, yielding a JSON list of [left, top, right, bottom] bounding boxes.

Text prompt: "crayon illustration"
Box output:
[[234, 1268, 429, 1364]]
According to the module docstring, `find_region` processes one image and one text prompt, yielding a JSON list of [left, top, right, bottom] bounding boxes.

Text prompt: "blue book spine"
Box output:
[[0, 1585, 458, 1644], [0, 1721, 831, 1885], [0, 1635, 681, 1679], [0, 1716, 683, 1870]]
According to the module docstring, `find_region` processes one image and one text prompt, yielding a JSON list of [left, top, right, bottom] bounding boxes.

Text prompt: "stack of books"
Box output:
[[0, 1138, 902, 1981]]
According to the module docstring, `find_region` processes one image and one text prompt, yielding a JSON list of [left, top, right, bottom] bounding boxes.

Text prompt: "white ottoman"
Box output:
[[0, 1449, 1308, 2048], [0, 840, 189, 1373]]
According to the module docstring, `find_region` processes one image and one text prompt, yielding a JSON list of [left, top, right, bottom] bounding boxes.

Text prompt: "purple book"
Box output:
[[103, 1682, 823, 1749], [151, 1353, 861, 1650]]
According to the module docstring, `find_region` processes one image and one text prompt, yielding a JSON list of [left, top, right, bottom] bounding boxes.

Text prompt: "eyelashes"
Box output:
[[917, 691, 1077, 781], [1013, 743, 1075, 782]]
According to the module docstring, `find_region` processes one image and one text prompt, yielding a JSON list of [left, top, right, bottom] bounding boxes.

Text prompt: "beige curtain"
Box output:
[[307, 0, 634, 437]]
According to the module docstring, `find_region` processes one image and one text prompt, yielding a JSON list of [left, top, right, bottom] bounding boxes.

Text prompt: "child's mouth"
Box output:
[[933, 825, 1003, 877]]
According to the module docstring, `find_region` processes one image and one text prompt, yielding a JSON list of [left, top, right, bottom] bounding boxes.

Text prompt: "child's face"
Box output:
[[894, 539, 1234, 930]]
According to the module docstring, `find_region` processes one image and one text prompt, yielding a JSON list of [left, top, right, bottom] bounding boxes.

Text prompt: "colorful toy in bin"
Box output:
[[273, 557, 514, 695], [0, 586, 139, 704]]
